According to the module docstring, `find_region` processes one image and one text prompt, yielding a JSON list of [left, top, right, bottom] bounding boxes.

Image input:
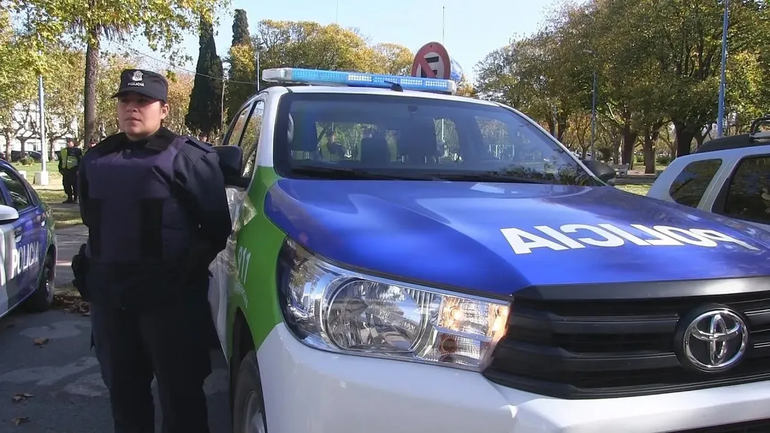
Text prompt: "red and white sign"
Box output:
[[411, 42, 451, 79]]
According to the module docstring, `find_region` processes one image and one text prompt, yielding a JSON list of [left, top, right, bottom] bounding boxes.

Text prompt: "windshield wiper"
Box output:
[[291, 166, 437, 181]]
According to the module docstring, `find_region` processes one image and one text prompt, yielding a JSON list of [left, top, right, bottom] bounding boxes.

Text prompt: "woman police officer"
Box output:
[[75, 69, 232, 433]]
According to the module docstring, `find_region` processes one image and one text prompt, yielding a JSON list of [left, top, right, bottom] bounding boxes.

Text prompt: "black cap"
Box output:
[[112, 69, 168, 102]]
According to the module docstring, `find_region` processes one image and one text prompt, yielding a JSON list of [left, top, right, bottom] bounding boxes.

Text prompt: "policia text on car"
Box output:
[[71, 69, 232, 433]]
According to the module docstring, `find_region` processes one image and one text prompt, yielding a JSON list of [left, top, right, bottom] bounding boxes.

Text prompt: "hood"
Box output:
[[264, 180, 770, 296]]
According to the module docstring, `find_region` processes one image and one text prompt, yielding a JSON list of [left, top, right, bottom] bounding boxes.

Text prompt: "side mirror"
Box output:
[[581, 159, 617, 186], [214, 146, 249, 187], [0, 204, 19, 223]]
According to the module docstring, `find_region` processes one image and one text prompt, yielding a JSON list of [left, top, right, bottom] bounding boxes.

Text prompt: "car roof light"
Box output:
[[261, 67, 457, 95]]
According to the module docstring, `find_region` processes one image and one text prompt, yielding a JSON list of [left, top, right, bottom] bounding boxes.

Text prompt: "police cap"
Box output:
[[112, 69, 168, 102]]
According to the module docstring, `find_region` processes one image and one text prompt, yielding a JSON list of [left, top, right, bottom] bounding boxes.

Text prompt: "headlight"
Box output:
[[277, 239, 511, 371]]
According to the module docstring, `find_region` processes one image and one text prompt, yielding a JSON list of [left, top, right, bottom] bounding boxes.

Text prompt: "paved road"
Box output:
[[0, 225, 232, 432], [0, 309, 232, 432]]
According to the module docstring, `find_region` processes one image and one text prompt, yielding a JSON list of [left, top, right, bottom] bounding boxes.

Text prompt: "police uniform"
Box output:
[[77, 69, 232, 433], [59, 144, 82, 203]]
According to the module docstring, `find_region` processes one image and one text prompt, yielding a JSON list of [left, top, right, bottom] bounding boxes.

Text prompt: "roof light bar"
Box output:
[[261, 67, 457, 95]]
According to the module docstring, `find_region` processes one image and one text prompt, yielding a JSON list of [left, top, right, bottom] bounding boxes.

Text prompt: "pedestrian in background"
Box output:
[[58, 139, 82, 203], [74, 68, 232, 433]]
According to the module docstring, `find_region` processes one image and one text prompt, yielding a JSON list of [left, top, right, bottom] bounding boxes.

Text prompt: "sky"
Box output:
[[103, 0, 571, 83]]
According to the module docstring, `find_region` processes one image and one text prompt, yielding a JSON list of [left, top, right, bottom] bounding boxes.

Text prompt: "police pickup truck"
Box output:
[[207, 67, 770, 433]]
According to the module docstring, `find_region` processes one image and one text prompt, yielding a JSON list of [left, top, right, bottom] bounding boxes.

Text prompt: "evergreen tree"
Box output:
[[185, 15, 223, 137], [224, 9, 256, 124], [231, 9, 250, 46]]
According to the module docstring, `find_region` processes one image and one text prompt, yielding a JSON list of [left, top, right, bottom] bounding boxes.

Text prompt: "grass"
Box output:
[[616, 184, 651, 196], [12, 161, 62, 183], [35, 188, 83, 229]]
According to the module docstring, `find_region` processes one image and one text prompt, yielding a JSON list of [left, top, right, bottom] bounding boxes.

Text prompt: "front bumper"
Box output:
[[257, 323, 770, 433]]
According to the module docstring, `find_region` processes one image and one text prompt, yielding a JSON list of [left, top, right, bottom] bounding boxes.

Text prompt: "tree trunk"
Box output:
[[557, 117, 568, 142], [621, 124, 638, 169], [673, 120, 696, 157], [642, 134, 656, 174], [3, 133, 11, 159], [84, 27, 100, 146]]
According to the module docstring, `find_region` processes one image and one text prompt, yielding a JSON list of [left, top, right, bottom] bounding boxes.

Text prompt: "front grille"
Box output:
[[482, 278, 770, 399]]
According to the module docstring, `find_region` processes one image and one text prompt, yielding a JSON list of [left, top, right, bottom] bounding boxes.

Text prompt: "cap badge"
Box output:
[[131, 71, 143, 81]]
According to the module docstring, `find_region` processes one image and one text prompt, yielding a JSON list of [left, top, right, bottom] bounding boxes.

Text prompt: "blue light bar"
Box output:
[[261, 68, 457, 95]]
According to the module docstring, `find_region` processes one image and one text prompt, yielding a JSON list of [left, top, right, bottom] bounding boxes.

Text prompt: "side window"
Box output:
[[0, 168, 32, 211], [239, 100, 264, 178], [668, 159, 722, 208], [223, 104, 253, 147], [721, 155, 770, 224]]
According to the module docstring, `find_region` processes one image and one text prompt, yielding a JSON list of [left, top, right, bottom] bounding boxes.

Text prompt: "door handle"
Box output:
[[14, 227, 22, 242]]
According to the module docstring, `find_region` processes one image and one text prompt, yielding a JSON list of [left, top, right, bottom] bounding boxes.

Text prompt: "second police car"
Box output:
[[207, 67, 770, 432], [0, 160, 58, 321]]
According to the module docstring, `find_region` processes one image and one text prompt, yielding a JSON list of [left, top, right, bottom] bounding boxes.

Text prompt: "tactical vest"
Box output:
[[82, 137, 198, 264], [61, 148, 80, 169]]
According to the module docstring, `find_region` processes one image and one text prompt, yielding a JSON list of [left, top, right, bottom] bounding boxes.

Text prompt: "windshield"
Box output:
[[273, 93, 593, 185]]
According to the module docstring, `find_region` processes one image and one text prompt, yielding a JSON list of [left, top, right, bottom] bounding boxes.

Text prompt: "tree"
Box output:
[[0, 10, 36, 158], [371, 43, 413, 75], [225, 9, 256, 124], [255, 20, 379, 77], [456, 74, 476, 98], [473, 0, 770, 165], [186, 15, 223, 137], [37, 46, 84, 159], [165, 71, 195, 134], [231, 9, 251, 46], [9, 0, 230, 148]]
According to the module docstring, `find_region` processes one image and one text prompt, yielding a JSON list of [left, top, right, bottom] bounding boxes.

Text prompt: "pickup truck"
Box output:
[[207, 68, 770, 433]]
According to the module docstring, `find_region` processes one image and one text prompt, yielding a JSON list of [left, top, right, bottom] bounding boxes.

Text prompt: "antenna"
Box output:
[[442, 6, 445, 44]]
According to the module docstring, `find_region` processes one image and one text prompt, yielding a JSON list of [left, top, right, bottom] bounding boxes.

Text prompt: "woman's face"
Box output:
[[117, 92, 169, 140]]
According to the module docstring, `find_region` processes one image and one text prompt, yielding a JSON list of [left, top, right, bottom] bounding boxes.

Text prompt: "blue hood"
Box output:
[[264, 180, 770, 296]]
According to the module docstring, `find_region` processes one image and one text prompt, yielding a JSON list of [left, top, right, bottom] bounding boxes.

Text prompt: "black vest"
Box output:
[[82, 129, 199, 265]]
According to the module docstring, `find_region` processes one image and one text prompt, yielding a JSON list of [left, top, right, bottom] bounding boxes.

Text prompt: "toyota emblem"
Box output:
[[678, 308, 748, 373]]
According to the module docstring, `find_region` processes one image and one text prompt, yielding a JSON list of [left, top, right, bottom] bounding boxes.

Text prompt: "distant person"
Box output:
[[58, 139, 82, 204]]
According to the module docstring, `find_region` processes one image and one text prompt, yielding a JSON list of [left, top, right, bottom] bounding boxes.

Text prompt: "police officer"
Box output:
[[77, 69, 232, 433], [59, 139, 82, 203]]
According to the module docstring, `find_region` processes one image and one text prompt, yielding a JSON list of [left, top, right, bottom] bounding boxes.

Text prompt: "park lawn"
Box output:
[[35, 188, 82, 229], [616, 184, 651, 195], [12, 161, 63, 184]]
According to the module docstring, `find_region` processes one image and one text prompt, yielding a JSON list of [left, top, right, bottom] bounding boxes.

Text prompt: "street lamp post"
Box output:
[[717, 0, 730, 138], [36, 74, 49, 185]]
